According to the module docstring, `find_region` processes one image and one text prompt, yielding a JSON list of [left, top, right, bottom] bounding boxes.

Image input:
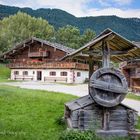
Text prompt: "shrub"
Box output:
[[0, 64, 10, 81], [59, 130, 101, 140], [55, 116, 66, 127], [59, 130, 131, 140]]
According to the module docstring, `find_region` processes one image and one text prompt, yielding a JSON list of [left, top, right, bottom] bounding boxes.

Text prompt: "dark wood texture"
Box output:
[[102, 41, 110, 68], [89, 67, 128, 107], [121, 60, 140, 93], [65, 95, 138, 137]]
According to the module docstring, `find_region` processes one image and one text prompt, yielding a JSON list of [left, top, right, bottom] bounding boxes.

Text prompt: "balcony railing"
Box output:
[[7, 62, 89, 70], [28, 51, 49, 58]]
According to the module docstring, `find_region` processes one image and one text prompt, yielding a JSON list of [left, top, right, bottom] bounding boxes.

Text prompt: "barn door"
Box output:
[[37, 71, 42, 81]]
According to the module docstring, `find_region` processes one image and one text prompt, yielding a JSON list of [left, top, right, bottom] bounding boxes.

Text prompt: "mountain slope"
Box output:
[[0, 4, 140, 41]]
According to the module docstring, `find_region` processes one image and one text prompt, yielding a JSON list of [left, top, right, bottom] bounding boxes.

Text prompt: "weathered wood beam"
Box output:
[[111, 50, 128, 55], [89, 54, 94, 78], [104, 34, 115, 41], [31, 38, 34, 43], [23, 43, 26, 48], [41, 42, 44, 47], [102, 41, 110, 68]]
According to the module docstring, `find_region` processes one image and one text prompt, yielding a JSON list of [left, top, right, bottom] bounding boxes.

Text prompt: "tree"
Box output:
[[56, 25, 96, 49], [80, 28, 96, 46], [0, 12, 54, 52], [56, 25, 81, 49]]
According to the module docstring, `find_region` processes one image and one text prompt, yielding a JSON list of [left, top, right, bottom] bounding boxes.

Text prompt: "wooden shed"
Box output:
[[64, 28, 140, 138], [62, 28, 140, 78], [65, 95, 138, 137]]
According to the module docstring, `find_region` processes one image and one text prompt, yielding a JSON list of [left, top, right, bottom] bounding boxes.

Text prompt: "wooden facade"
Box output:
[[121, 59, 140, 93], [1, 37, 89, 83], [2, 37, 73, 68], [120, 42, 140, 93], [65, 95, 138, 137]]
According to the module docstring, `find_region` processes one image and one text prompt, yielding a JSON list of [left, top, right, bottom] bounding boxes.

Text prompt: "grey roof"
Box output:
[[32, 37, 75, 53], [65, 95, 94, 111], [132, 41, 140, 48], [65, 95, 137, 112], [2, 37, 75, 57]]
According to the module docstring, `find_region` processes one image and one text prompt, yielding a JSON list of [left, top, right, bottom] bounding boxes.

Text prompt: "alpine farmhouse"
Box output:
[[120, 42, 140, 93], [1, 37, 89, 83]]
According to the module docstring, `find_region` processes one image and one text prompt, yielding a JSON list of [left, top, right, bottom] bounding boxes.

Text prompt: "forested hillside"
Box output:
[[0, 4, 140, 41], [0, 12, 95, 53]]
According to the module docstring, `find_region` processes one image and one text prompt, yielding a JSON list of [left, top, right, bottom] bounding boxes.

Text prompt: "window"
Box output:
[[60, 72, 67, 76], [14, 71, 19, 75], [136, 68, 140, 74], [77, 72, 81, 77], [33, 71, 35, 74], [23, 71, 28, 76], [50, 71, 56, 76]]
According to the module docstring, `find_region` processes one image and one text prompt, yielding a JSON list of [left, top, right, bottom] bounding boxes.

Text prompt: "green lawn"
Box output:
[[0, 85, 77, 140], [0, 64, 10, 82], [127, 93, 140, 101]]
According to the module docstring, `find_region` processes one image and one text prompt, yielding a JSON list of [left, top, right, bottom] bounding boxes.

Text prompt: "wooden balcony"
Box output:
[[7, 62, 89, 70], [28, 51, 49, 58]]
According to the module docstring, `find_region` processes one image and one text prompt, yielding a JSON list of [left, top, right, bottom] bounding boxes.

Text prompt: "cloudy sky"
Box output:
[[0, 0, 140, 18]]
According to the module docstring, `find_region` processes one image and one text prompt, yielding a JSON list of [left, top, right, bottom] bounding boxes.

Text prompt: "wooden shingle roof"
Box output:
[[62, 28, 140, 62], [1, 37, 75, 58], [65, 95, 137, 112]]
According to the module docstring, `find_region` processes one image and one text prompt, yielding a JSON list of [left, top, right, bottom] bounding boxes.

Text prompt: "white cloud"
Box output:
[[98, 0, 133, 6], [86, 8, 140, 18], [0, 0, 139, 18], [33, 0, 140, 18], [35, 0, 92, 16]]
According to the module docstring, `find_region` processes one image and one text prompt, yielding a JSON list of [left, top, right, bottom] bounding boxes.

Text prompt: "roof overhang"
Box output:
[[62, 28, 140, 63], [1, 37, 75, 59]]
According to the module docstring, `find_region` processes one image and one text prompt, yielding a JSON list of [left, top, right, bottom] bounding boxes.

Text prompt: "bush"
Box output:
[[59, 130, 101, 140], [55, 116, 66, 126], [59, 130, 131, 140], [0, 63, 10, 81]]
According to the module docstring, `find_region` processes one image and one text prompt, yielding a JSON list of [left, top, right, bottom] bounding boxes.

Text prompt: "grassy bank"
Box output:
[[0, 64, 10, 82], [0, 85, 77, 140], [127, 93, 140, 101]]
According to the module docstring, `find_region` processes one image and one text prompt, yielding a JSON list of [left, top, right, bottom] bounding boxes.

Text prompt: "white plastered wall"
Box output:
[[11, 69, 89, 83]]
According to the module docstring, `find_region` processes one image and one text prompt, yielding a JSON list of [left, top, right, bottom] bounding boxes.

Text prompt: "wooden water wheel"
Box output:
[[89, 67, 128, 107]]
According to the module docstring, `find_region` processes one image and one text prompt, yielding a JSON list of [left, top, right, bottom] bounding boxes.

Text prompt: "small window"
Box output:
[[50, 71, 56, 76], [33, 71, 35, 74], [60, 72, 67, 76], [23, 71, 28, 76], [14, 71, 19, 75], [77, 72, 81, 77], [136, 68, 140, 74]]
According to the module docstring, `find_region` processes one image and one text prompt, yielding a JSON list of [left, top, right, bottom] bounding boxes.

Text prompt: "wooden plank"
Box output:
[[102, 40, 110, 68], [89, 54, 94, 79]]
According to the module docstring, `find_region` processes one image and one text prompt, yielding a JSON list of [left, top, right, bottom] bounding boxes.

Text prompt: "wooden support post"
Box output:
[[89, 55, 94, 79], [31, 38, 34, 43], [41, 42, 43, 47], [102, 41, 110, 68]]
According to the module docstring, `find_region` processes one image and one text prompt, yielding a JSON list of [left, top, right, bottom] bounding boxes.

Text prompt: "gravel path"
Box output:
[[1, 81, 140, 115]]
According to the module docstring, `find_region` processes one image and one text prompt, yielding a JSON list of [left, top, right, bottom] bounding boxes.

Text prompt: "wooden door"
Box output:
[[37, 71, 42, 81]]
